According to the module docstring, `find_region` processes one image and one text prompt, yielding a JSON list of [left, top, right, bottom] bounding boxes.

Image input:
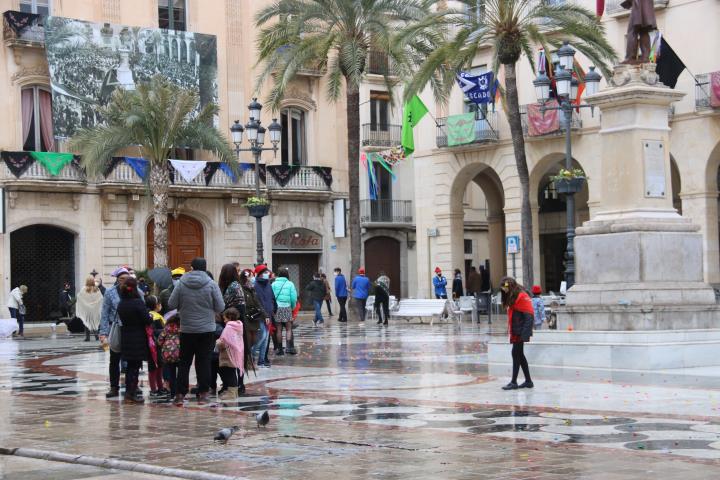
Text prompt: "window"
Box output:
[[370, 91, 390, 131], [464, 239, 473, 255], [159, 0, 186, 31], [20, 0, 50, 15], [281, 108, 307, 166], [21, 86, 54, 152]]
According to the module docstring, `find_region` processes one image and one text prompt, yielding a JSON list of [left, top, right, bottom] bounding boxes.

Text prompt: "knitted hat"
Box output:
[[254, 264, 269, 275], [531, 285, 542, 295], [171, 267, 186, 277], [358, 268, 365, 274], [111, 267, 130, 277], [434, 267, 442, 273]]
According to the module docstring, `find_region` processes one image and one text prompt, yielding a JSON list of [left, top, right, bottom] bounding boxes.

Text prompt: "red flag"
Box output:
[[572, 58, 586, 111], [596, 0, 604, 16]]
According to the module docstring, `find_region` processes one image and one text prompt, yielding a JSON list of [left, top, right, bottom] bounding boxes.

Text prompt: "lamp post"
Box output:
[[532, 41, 601, 289], [230, 98, 282, 265]]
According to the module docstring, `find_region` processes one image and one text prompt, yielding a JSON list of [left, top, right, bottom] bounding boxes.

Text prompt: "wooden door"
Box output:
[[364, 236, 401, 297], [147, 214, 204, 270]]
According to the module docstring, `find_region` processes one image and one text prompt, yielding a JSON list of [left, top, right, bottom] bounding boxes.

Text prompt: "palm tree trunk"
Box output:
[[150, 162, 171, 268], [503, 62, 533, 286], [346, 82, 362, 277]]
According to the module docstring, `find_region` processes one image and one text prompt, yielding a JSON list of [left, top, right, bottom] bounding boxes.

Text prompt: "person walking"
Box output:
[[466, 266, 482, 297], [272, 268, 298, 355], [159, 267, 185, 315], [98, 267, 136, 399], [374, 272, 391, 326], [433, 267, 448, 299], [320, 273, 333, 316], [334, 268, 348, 323], [76, 276, 103, 342], [253, 265, 275, 368], [306, 273, 327, 326], [452, 269, 464, 300], [350, 268, 371, 322], [116, 277, 151, 404], [8, 285, 27, 338], [500, 277, 534, 390], [531, 285, 546, 330], [59, 281, 75, 319], [168, 257, 224, 406]]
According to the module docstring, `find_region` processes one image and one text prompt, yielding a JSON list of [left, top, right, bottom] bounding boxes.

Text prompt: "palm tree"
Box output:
[[406, 0, 616, 286], [69, 76, 236, 268], [255, 0, 442, 276]]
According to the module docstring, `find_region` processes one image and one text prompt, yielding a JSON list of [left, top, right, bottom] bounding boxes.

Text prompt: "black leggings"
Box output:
[[511, 342, 531, 383]]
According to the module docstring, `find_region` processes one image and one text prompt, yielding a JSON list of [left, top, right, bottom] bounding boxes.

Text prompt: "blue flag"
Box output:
[[456, 71, 496, 105]]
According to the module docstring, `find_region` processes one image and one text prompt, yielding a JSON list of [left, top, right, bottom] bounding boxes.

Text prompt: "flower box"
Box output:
[[247, 204, 270, 218], [554, 177, 585, 194]]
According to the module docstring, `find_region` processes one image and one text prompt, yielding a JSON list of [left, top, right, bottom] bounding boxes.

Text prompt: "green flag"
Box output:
[[29, 152, 75, 176], [446, 113, 476, 146], [401, 95, 429, 156]]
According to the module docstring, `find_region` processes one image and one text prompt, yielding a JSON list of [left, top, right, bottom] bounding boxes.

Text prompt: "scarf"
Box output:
[[219, 321, 245, 374]]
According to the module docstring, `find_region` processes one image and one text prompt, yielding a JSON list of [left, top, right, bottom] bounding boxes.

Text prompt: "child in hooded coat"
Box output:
[[215, 307, 245, 401]]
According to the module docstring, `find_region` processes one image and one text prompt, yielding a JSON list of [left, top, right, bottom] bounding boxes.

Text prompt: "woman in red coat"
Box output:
[[500, 276, 534, 390]]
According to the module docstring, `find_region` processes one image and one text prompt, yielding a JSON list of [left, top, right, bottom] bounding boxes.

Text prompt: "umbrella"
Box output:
[[148, 267, 172, 290]]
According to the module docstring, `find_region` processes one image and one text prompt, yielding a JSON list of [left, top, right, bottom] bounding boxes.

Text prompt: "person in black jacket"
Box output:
[[452, 269, 464, 300], [117, 277, 151, 404], [305, 274, 327, 326]]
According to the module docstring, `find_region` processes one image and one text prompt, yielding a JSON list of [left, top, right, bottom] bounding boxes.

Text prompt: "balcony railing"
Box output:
[[3, 10, 45, 46], [265, 166, 332, 191], [0, 159, 83, 182], [361, 124, 402, 148], [360, 199, 413, 224], [519, 103, 582, 137], [605, 0, 668, 15], [695, 73, 719, 112], [436, 111, 500, 148], [367, 51, 391, 76]]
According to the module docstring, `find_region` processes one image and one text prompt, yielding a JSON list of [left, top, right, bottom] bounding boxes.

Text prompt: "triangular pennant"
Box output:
[[267, 165, 299, 187], [169, 159, 207, 183], [103, 157, 123, 177], [203, 162, 220, 186], [311, 167, 333, 188], [2, 151, 35, 178], [167, 161, 175, 183], [123, 157, 149, 180], [29, 151, 74, 176], [219, 162, 237, 182]]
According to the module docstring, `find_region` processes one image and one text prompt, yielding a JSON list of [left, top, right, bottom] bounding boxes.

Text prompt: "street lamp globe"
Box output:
[[230, 120, 244, 144], [584, 66, 602, 96], [557, 41, 575, 70], [533, 71, 551, 104], [256, 124, 266, 146], [555, 66, 572, 98], [268, 118, 282, 145], [245, 117, 259, 142], [570, 77, 579, 102], [248, 98, 262, 120]]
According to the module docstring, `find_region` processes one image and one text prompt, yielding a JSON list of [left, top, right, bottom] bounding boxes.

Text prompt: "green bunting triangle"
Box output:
[[29, 151, 75, 176]]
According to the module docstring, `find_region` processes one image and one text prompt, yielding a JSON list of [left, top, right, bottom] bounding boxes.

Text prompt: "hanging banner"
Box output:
[[376, 146, 406, 167], [527, 99, 560, 136], [1, 152, 35, 178], [446, 113, 476, 146], [123, 156, 149, 180], [456, 71, 497, 105], [29, 151, 74, 176], [219, 162, 238, 181], [102, 157, 123, 177], [311, 166, 333, 188], [169, 159, 207, 183], [267, 165, 298, 187]]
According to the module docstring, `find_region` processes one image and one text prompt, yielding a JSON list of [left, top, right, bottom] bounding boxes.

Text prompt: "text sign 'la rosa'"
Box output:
[[272, 228, 322, 250]]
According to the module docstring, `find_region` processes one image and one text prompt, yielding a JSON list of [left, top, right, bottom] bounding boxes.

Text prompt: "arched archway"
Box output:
[[146, 214, 204, 270], [11, 225, 76, 322], [364, 236, 401, 297]]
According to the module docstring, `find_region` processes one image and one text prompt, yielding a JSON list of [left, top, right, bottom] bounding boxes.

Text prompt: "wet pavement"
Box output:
[[1, 321, 720, 479]]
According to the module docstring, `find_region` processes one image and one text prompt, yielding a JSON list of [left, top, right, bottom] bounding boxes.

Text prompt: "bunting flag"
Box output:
[[368, 153, 397, 181], [1, 151, 35, 178], [655, 37, 686, 89], [367, 153, 378, 200], [377, 146, 406, 167], [456, 71, 497, 105], [710, 71, 720, 108], [446, 113, 476, 146], [267, 165, 298, 187], [239, 163, 254, 172], [401, 95, 429, 156], [596, 0, 605, 17], [29, 151, 74, 176], [527, 99, 560, 136], [103, 157, 123, 177], [219, 162, 238, 181], [123, 157, 149, 180], [311, 166, 333, 187], [203, 162, 219, 186], [169, 159, 206, 183]]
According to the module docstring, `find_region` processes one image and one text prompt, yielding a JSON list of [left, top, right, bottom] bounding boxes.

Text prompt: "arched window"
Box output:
[[281, 107, 307, 166], [21, 86, 54, 152]]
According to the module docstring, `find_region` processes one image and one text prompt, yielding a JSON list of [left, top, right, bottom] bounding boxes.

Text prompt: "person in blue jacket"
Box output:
[[334, 268, 348, 323], [433, 267, 448, 299], [350, 268, 371, 322]]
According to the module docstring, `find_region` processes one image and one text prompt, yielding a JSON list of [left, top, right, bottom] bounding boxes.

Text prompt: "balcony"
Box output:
[[519, 104, 582, 137], [3, 10, 45, 47], [265, 166, 332, 192], [360, 199, 413, 226], [361, 124, 402, 148], [605, 0, 668, 16], [367, 51, 391, 76], [436, 111, 500, 148], [695, 73, 719, 112]]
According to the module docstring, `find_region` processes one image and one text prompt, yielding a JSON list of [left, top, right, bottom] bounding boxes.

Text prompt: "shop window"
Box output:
[[159, 0, 186, 31], [281, 107, 307, 166], [21, 86, 54, 152], [20, 0, 50, 15]]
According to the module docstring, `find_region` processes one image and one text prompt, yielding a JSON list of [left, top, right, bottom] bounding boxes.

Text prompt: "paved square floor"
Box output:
[[1, 321, 719, 479]]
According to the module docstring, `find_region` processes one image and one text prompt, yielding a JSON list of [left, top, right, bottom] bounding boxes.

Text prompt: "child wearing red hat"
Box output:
[[530, 285, 545, 329]]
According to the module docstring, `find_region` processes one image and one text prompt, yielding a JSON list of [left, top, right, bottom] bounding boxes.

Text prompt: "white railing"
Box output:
[[102, 163, 143, 184], [0, 160, 84, 182], [265, 166, 330, 191]]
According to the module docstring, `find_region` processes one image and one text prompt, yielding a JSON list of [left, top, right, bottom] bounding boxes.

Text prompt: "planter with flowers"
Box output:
[[550, 168, 586, 194], [244, 196, 271, 218]]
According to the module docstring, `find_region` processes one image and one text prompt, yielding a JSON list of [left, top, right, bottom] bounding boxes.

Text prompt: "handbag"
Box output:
[[108, 320, 122, 353]]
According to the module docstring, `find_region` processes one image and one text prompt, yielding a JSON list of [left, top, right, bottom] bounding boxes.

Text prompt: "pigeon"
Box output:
[[256, 411, 270, 429], [214, 425, 239, 444]]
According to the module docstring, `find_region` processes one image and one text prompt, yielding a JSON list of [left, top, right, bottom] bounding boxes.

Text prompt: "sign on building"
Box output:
[[506, 235, 520, 254], [272, 228, 322, 252]]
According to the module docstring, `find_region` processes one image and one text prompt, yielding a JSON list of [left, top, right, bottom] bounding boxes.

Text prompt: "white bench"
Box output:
[[365, 295, 397, 321], [390, 299, 454, 325], [452, 296, 478, 324]]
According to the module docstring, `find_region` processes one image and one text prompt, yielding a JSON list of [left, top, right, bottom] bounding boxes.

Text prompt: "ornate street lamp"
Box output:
[[231, 98, 282, 265]]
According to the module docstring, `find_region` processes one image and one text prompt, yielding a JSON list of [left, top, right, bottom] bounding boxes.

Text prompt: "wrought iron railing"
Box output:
[[436, 111, 500, 148], [695, 73, 718, 112], [361, 124, 402, 148], [605, 0, 668, 15], [2, 10, 45, 45], [360, 199, 413, 224], [367, 51, 391, 76], [519, 103, 582, 137]]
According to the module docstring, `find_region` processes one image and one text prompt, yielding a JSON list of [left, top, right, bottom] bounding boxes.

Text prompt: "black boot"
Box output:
[[84, 327, 91, 342], [286, 338, 297, 355]]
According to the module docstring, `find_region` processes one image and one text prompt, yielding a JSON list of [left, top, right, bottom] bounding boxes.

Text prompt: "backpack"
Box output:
[[160, 328, 181, 364]]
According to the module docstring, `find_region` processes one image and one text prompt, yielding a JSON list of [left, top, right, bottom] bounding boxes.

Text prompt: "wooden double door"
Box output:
[[364, 236, 401, 298], [147, 214, 204, 271]]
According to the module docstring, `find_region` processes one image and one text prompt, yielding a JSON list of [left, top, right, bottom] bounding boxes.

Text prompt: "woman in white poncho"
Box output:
[[76, 276, 103, 342]]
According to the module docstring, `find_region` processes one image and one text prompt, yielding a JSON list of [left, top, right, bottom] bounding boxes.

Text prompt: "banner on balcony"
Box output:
[[368, 153, 396, 181], [169, 159, 206, 183], [446, 113, 476, 146], [376, 146, 406, 167], [123, 157, 149, 180], [29, 152, 75, 176], [267, 165, 298, 187], [44, 16, 218, 139], [527, 99, 559, 136], [456, 71, 498, 105], [711, 71, 720, 108], [1, 152, 35, 178], [312, 167, 333, 188]]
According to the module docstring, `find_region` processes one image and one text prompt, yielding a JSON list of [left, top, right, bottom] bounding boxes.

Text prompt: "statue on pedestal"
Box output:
[[620, 0, 657, 64]]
